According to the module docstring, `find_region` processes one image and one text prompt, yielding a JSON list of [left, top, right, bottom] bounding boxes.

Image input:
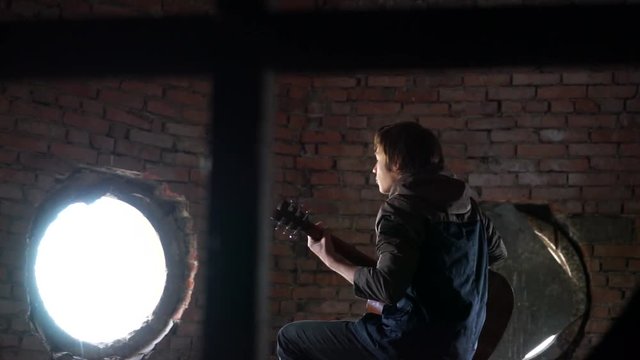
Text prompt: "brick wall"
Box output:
[[272, 69, 640, 358], [0, 77, 211, 360]]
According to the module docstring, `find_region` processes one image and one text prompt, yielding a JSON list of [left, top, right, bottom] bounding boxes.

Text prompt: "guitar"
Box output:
[[272, 200, 513, 360]]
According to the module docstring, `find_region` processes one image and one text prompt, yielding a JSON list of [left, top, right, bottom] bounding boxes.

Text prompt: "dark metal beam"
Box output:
[[1, 5, 640, 78]]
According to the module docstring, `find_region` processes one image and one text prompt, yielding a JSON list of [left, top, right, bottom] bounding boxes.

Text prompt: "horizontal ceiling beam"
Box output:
[[1, 5, 639, 77]]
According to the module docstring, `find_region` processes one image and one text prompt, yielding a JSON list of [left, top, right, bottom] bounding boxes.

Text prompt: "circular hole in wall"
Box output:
[[34, 196, 167, 346], [26, 168, 197, 360]]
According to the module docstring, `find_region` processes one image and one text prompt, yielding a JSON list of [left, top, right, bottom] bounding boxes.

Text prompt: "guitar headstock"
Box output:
[[271, 200, 322, 240]]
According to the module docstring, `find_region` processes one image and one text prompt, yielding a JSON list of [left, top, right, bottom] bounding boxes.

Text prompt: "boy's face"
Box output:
[[373, 147, 400, 195]]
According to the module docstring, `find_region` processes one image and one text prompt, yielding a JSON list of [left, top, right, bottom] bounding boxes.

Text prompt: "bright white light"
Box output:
[[523, 334, 558, 360], [34, 196, 167, 346]]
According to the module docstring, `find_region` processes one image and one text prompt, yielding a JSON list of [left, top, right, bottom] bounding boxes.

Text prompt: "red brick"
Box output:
[[142, 166, 189, 181], [11, 100, 63, 122], [540, 159, 588, 172], [417, 74, 462, 87], [512, 73, 559, 85], [467, 144, 515, 157], [488, 158, 536, 172], [517, 173, 566, 186], [63, 112, 110, 134], [0, 133, 48, 153], [450, 102, 498, 115], [447, 158, 485, 174], [568, 115, 617, 128], [0, 169, 35, 184], [531, 187, 580, 200], [82, 99, 104, 115], [105, 107, 151, 130], [517, 144, 566, 158], [324, 88, 348, 101], [99, 89, 144, 108], [518, 115, 567, 128], [318, 144, 365, 157], [273, 142, 301, 155], [468, 117, 515, 129], [550, 100, 574, 113], [443, 144, 465, 158], [310, 172, 339, 185], [278, 75, 312, 86], [345, 130, 374, 143], [540, 129, 589, 142], [147, 99, 180, 118], [356, 102, 400, 115], [583, 186, 632, 200], [614, 71, 640, 84], [600, 258, 627, 271], [440, 88, 486, 101], [490, 129, 537, 142], [621, 144, 640, 156], [295, 157, 333, 170], [90, 135, 115, 152], [53, 81, 99, 98], [569, 144, 617, 156], [562, 72, 612, 84], [166, 89, 208, 108], [57, 94, 81, 109], [592, 130, 640, 143], [480, 187, 530, 202], [182, 108, 210, 124], [19, 152, 72, 172], [441, 130, 488, 144], [129, 129, 173, 148], [16, 119, 65, 139], [51, 143, 97, 163], [624, 201, 640, 214], [0, 185, 23, 200], [419, 116, 466, 129], [487, 87, 535, 100], [313, 77, 358, 87], [538, 86, 586, 99], [121, 80, 163, 96], [337, 158, 373, 172], [591, 157, 640, 172], [524, 101, 550, 113], [468, 174, 516, 186], [366, 76, 408, 87], [312, 187, 360, 201], [463, 73, 510, 86], [588, 85, 637, 98], [348, 88, 392, 101], [575, 99, 600, 113], [609, 274, 636, 288], [67, 128, 89, 144], [394, 89, 438, 102], [343, 172, 366, 186], [626, 99, 640, 112], [596, 98, 624, 112], [568, 173, 616, 186], [301, 131, 342, 143], [162, 152, 200, 167], [330, 102, 351, 114], [164, 123, 205, 137]]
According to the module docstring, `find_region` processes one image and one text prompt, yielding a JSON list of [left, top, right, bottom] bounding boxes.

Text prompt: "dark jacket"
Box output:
[[353, 172, 507, 360]]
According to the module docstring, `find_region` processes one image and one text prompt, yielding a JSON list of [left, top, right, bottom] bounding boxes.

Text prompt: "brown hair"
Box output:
[[374, 121, 444, 175]]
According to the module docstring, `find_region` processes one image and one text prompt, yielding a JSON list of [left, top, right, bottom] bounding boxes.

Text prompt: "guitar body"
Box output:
[[273, 200, 513, 360], [473, 269, 514, 360]]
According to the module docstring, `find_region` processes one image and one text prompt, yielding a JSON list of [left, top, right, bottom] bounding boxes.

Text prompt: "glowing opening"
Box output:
[[34, 196, 167, 346], [523, 334, 558, 360]]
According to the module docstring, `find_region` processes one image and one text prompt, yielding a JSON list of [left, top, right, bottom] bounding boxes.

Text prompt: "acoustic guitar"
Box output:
[[272, 200, 513, 360]]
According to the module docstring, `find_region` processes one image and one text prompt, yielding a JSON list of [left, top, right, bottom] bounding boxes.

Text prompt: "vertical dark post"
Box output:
[[205, 64, 272, 359]]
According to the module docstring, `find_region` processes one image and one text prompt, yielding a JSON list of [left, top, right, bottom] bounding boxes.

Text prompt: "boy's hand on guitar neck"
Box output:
[[306, 221, 338, 267]]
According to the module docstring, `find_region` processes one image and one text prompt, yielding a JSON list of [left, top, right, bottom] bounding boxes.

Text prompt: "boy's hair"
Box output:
[[374, 121, 444, 175]]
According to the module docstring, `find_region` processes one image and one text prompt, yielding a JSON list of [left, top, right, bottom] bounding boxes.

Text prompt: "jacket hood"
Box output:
[[388, 171, 474, 214]]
